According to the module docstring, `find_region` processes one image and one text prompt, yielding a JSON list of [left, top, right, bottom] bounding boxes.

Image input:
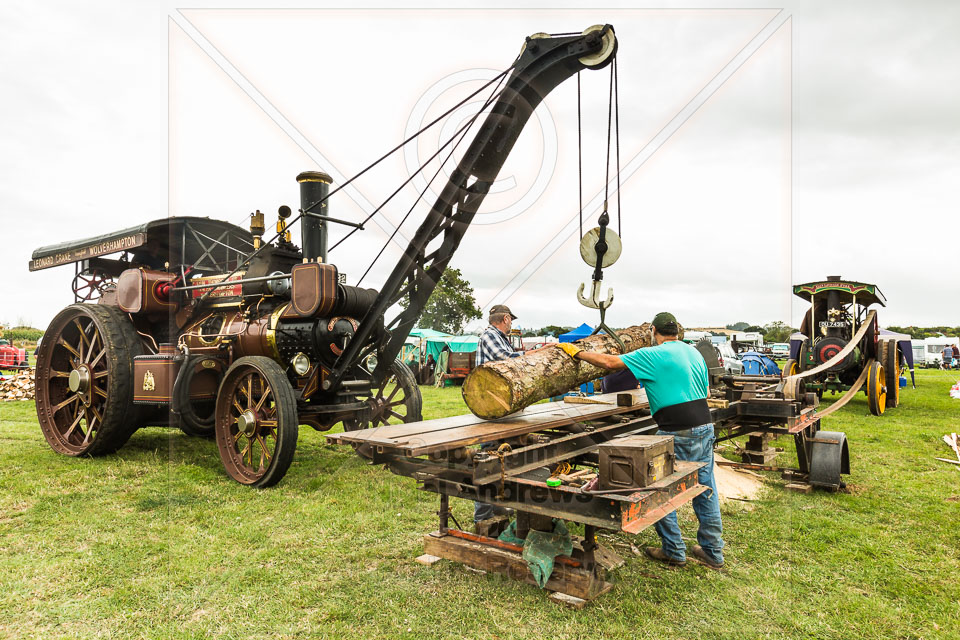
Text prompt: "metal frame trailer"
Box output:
[[329, 383, 829, 603]]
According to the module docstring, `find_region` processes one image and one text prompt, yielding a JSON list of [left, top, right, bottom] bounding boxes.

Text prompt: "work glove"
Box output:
[[557, 342, 582, 360]]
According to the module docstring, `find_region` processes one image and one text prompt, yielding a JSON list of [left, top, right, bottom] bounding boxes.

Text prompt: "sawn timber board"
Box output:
[[328, 389, 649, 457]]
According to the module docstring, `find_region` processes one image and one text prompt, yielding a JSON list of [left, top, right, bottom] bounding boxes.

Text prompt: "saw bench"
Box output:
[[330, 368, 839, 604], [329, 389, 707, 605]]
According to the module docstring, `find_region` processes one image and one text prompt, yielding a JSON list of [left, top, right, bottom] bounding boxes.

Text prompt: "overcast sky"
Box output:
[[1, 1, 957, 334]]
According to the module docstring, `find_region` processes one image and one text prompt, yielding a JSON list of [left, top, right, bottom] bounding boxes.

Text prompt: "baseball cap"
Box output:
[[490, 304, 517, 320], [652, 311, 678, 332]]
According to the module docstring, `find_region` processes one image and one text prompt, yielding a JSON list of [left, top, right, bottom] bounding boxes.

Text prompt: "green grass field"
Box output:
[[1, 371, 959, 639]]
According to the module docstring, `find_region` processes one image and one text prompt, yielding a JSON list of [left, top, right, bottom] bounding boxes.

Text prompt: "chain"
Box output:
[[577, 72, 583, 241], [493, 442, 513, 499], [614, 58, 622, 235]]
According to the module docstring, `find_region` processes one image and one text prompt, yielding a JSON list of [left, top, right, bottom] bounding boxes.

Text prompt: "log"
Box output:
[[0, 370, 35, 402], [462, 324, 663, 419]]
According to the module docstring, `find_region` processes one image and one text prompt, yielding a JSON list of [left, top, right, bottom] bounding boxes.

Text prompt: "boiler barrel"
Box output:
[[297, 171, 333, 262]]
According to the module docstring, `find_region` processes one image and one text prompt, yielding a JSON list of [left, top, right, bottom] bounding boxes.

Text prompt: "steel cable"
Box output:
[[194, 62, 516, 305], [356, 69, 513, 285]]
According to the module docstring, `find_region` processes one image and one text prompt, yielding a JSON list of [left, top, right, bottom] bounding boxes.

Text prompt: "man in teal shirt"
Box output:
[[559, 312, 724, 569]]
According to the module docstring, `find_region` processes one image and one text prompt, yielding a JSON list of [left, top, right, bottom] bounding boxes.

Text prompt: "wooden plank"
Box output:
[[395, 404, 648, 456], [422, 533, 611, 601], [331, 395, 649, 455], [327, 401, 566, 445], [330, 390, 648, 447], [549, 592, 589, 609], [415, 554, 442, 565], [400, 393, 646, 450], [563, 396, 611, 405]]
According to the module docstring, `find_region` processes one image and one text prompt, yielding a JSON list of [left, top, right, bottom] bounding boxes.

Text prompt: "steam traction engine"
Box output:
[[785, 276, 903, 416], [29, 26, 619, 488], [30, 201, 414, 487]]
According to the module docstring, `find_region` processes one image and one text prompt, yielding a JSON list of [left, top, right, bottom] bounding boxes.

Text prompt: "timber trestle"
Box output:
[[329, 390, 709, 604]]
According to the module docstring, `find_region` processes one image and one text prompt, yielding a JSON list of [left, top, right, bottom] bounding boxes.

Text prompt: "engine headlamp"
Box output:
[[291, 352, 311, 376]]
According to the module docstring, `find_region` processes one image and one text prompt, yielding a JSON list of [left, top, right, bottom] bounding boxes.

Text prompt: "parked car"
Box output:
[[715, 343, 743, 375], [770, 342, 790, 358]]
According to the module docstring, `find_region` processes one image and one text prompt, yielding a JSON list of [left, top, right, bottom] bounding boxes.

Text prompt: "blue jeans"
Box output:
[[654, 424, 724, 564]]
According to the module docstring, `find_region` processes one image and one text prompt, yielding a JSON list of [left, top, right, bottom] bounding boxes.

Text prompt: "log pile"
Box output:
[[463, 324, 666, 419], [0, 370, 36, 402]]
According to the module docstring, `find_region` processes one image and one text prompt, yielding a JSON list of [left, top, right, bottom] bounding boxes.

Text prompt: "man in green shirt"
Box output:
[[558, 312, 724, 569]]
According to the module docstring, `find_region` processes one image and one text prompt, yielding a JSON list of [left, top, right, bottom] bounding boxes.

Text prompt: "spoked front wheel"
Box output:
[[783, 358, 798, 378], [215, 356, 298, 488]]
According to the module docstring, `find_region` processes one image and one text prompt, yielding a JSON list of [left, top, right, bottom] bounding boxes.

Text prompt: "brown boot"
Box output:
[[690, 545, 724, 570], [643, 547, 686, 567]]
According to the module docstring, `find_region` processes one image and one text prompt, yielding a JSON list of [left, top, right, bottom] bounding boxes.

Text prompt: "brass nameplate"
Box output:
[[30, 232, 147, 271]]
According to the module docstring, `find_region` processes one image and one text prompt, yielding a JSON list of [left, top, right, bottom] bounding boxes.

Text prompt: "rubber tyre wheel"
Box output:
[[214, 356, 298, 488], [883, 342, 900, 409], [35, 303, 143, 456], [866, 360, 886, 416], [864, 316, 879, 360], [783, 359, 798, 378], [177, 358, 221, 438], [797, 339, 811, 373], [343, 359, 422, 459]]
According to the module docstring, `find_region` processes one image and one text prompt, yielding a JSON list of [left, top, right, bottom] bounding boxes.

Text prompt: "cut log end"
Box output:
[[462, 325, 655, 419], [461, 366, 513, 420]]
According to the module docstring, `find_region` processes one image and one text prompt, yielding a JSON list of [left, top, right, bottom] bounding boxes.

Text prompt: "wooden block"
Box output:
[[558, 469, 593, 483], [549, 592, 588, 609], [594, 545, 625, 571], [617, 393, 634, 407], [784, 482, 812, 494], [422, 533, 611, 601], [564, 396, 610, 405], [474, 515, 509, 539], [415, 554, 442, 566]]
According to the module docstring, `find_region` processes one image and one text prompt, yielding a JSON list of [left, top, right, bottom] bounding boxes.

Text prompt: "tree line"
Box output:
[[886, 326, 960, 340], [406, 270, 817, 342]]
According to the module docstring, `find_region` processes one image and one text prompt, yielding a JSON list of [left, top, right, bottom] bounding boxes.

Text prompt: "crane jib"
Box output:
[[324, 26, 618, 391]]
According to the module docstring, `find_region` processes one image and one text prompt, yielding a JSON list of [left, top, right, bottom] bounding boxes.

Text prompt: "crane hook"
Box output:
[[577, 279, 614, 310]]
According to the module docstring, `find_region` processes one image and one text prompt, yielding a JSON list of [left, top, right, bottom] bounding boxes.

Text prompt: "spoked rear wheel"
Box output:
[[343, 359, 422, 458], [215, 356, 298, 488], [35, 304, 142, 456], [866, 360, 886, 416]]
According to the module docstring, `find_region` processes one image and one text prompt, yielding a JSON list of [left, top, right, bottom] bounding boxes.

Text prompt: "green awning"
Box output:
[[424, 335, 479, 361]]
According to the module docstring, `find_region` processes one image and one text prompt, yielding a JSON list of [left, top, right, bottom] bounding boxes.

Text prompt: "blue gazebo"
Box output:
[[559, 323, 595, 342]]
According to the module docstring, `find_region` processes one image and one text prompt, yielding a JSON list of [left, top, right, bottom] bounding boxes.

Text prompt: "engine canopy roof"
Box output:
[[793, 279, 886, 307], [29, 217, 254, 272]]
